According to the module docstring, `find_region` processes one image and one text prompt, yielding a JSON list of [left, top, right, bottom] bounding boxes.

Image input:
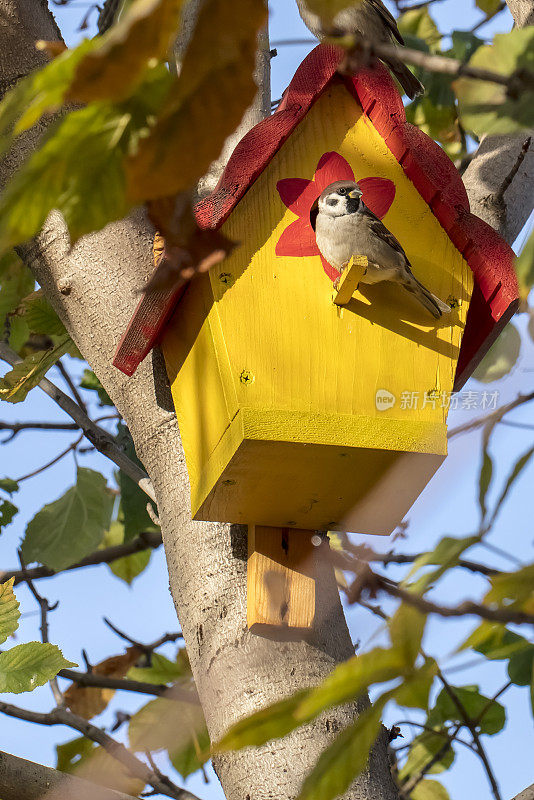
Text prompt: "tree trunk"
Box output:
[[0, 1, 532, 799]]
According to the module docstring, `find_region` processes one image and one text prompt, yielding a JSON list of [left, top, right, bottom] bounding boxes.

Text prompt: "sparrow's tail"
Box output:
[[401, 271, 451, 319], [385, 56, 424, 100]]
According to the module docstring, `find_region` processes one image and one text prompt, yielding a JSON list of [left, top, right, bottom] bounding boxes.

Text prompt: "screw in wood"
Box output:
[[240, 370, 255, 385]]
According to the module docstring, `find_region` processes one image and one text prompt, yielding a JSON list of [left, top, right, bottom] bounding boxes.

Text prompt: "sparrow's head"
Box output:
[[317, 181, 363, 218]]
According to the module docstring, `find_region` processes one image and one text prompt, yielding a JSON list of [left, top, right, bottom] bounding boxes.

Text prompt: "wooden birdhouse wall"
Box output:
[[161, 81, 473, 533]]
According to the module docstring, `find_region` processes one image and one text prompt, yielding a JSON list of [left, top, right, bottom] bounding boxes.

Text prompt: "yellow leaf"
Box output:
[[126, 0, 267, 201], [63, 646, 141, 719], [67, 0, 186, 103]]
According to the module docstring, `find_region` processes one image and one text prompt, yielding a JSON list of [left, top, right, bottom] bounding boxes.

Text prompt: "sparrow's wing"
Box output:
[[363, 209, 409, 262], [367, 0, 404, 44], [364, 207, 450, 318]]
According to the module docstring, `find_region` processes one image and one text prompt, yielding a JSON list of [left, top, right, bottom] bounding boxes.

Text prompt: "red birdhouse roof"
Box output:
[[114, 44, 518, 388]]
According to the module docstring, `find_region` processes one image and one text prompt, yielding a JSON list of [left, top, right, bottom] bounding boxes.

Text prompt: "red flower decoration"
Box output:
[[276, 152, 396, 282]]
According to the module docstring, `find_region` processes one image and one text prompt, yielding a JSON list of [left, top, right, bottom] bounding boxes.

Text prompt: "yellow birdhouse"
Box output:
[[114, 45, 518, 537]]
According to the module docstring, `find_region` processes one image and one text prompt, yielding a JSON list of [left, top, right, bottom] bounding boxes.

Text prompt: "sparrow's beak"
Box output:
[[349, 189, 361, 199]]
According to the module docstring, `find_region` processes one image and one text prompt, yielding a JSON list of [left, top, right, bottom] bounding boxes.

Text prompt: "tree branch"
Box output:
[[0, 749, 138, 800], [0, 342, 156, 503], [375, 575, 534, 627], [0, 531, 163, 585], [0, 702, 200, 800]]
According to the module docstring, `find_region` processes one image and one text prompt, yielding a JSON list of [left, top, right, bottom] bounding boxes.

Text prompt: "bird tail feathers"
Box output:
[[401, 273, 451, 319], [386, 57, 424, 100]]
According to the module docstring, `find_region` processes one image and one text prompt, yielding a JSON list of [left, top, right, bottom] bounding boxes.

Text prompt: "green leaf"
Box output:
[[399, 731, 455, 781], [428, 685, 506, 735], [22, 467, 114, 570], [398, 8, 441, 51], [0, 104, 132, 251], [389, 604, 426, 665], [449, 31, 484, 62], [412, 779, 450, 800], [394, 659, 437, 710], [79, 369, 113, 406], [472, 322, 521, 383], [216, 690, 310, 752], [297, 700, 385, 800], [485, 564, 534, 613], [127, 650, 191, 685], [0, 499, 18, 530], [403, 536, 479, 595], [455, 28, 534, 137], [0, 251, 34, 321], [508, 646, 534, 687], [462, 622, 531, 660], [490, 446, 534, 525], [0, 41, 94, 152], [170, 724, 210, 779], [0, 579, 20, 643], [19, 290, 68, 337], [0, 336, 71, 403], [516, 231, 534, 302], [0, 642, 76, 693], [56, 736, 96, 774], [0, 478, 19, 495], [101, 520, 152, 584], [116, 423, 158, 541], [295, 647, 406, 722], [478, 448, 493, 525]]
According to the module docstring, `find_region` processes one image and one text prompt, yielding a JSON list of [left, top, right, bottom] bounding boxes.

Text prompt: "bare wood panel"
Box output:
[[247, 526, 316, 636]]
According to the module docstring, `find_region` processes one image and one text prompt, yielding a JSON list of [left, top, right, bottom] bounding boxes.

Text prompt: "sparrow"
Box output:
[[295, 0, 424, 100], [314, 181, 451, 319]]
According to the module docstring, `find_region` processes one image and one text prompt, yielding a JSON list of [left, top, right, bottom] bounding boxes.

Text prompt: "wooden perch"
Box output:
[[332, 256, 368, 306]]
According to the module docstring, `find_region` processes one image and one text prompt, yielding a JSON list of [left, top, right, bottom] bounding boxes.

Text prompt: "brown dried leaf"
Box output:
[[63, 646, 141, 719]]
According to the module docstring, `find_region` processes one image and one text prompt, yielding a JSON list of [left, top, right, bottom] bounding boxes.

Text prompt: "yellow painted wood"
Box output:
[[333, 256, 368, 306], [162, 82, 473, 532], [247, 526, 316, 635]]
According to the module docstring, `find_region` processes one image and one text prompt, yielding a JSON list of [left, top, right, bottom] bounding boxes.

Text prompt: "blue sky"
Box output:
[[0, 2, 533, 800]]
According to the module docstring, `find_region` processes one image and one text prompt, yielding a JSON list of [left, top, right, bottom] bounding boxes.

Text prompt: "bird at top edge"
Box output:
[[295, 0, 424, 101], [313, 181, 451, 319]]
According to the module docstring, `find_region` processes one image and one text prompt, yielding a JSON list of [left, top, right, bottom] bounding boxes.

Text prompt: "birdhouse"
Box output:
[[114, 45, 517, 631]]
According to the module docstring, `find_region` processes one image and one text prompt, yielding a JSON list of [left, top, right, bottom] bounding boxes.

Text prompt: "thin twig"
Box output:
[[0, 419, 79, 441], [0, 342, 157, 503], [436, 670, 502, 800], [14, 432, 83, 483], [495, 136, 532, 201], [57, 669, 200, 704], [449, 392, 534, 439], [0, 530, 163, 585], [56, 359, 88, 413], [17, 552, 63, 706], [103, 618, 183, 654], [378, 577, 534, 627]]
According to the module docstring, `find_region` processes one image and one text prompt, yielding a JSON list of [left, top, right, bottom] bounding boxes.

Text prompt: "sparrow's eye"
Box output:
[[338, 188, 347, 196]]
